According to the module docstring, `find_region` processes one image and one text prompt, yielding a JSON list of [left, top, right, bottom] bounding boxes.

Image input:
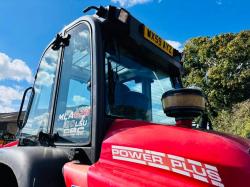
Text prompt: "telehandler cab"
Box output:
[[0, 5, 250, 187]]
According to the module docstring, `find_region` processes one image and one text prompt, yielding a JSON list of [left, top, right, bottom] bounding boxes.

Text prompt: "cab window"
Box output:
[[21, 46, 60, 136], [105, 42, 175, 124], [53, 23, 91, 144]]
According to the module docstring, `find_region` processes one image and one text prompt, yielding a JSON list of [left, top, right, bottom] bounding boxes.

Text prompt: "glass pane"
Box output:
[[124, 80, 142, 93], [105, 43, 175, 125], [21, 47, 59, 136], [151, 76, 175, 124], [53, 24, 91, 144]]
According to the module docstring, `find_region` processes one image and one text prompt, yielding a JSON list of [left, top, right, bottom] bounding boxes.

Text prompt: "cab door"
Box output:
[[52, 23, 92, 146], [51, 19, 105, 164]]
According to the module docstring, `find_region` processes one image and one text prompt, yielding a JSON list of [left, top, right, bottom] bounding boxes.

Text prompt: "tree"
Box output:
[[213, 100, 250, 138], [182, 31, 250, 137], [183, 31, 250, 111]]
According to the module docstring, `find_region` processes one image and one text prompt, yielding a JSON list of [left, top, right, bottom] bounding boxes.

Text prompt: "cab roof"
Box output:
[[58, 6, 184, 75]]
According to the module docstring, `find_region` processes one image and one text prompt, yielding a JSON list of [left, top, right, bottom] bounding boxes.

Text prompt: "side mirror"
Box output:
[[161, 88, 206, 119], [17, 87, 34, 129]]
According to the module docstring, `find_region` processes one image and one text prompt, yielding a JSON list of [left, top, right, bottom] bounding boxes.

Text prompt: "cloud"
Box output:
[[216, 0, 222, 5], [0, 86, 23, 112], [23, 112, 49, 134], [35, 71, 55, 87], [166, 40, 183, 52], [40, 59, 56, 72], [111, 0, 153, 7], [0, 52, 33, 83], [35, 50, 59, 88], [73, 95, 89, 106]]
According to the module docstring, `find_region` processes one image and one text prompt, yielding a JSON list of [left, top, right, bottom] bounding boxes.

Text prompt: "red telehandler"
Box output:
[[0, 6, 249, 187]]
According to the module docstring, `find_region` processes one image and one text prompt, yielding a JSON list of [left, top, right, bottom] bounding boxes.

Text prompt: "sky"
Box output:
[[0, 0, 249, 112]]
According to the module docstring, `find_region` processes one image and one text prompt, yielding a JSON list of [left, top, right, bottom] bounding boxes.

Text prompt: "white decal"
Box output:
[[111, 145, 224, 187], [57, 106, 90, 137]]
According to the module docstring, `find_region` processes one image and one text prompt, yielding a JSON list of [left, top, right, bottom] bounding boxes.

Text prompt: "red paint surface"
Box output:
[[0, 140, 19, 148], [87, 119, 250, 187], [63, 161, 89, 187]]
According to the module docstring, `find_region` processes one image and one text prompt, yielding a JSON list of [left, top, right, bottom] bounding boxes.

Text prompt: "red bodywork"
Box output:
[[0, 140, 18, 148], [64, 119, 250, 187], [63, 161, 89, 187]]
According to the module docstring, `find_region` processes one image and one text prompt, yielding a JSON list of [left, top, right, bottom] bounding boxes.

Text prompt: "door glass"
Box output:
[[21, 46, 59, 136], [53, 24, 91, 144]]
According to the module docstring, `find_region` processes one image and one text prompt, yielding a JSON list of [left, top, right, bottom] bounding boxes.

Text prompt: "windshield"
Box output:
[[21, 46, 59, 137], [20, 23, 91, 145], [105, 41, 176, 124]]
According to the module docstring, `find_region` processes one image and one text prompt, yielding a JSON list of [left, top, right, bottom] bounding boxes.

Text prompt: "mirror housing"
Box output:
[[161, 88, 206, 119], [17, 87, 34, 129]]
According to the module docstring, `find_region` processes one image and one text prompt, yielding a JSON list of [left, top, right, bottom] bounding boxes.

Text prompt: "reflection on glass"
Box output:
[[21, 47, 59, 136], [53, 24, 91, 144], [105, 43, 175, 125], [151, 77, 175, 124]]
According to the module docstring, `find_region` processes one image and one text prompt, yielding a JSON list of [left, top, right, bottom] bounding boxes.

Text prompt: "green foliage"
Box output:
[[183, 31, 250, 110], [182, 31, 250, 137], [213, 100, 250, 138]]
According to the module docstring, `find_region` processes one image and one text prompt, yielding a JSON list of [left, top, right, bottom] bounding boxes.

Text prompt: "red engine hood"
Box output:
[[88, 119, 250, 187], [209, 130, 250, 148]]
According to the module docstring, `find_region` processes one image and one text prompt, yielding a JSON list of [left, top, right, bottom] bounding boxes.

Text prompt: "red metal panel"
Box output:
[[88, 119, 250, 187], [1, 140, 18, 148], [63, 161, 89, 187]]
